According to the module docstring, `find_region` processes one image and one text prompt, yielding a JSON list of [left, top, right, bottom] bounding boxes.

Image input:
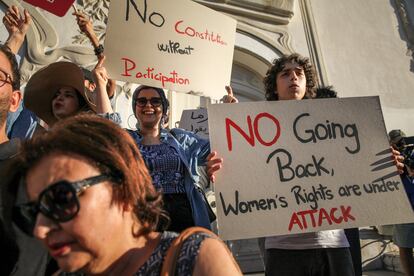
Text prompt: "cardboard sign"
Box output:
[[104, 0, 236, 100], [207, 97, 414, 240], [179, 109, 209, 139], [23, 0, 75, 17]]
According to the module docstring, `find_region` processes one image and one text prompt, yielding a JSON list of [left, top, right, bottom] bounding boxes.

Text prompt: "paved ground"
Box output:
[[363, 271, 403, 275], [245, 271, 403, 276]]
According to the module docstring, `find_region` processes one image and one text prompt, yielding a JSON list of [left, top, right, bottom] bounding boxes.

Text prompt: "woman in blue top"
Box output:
[[92, 63, 215, 232], [127, 85, 211, 231]]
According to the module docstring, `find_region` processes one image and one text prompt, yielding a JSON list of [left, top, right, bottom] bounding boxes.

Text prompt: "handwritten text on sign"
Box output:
[[179, 109, 209, 139], [104, 0, 236, 100], [207, 97, 414, 240]]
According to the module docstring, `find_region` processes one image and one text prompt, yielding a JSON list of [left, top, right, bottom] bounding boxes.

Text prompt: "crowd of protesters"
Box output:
[[0, 4, 411, 276]]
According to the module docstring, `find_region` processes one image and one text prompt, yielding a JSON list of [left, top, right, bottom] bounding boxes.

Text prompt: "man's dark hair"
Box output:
[[0, 45, 20, 90], [315, 85, 338, 99], [264, 53, 317, 101]]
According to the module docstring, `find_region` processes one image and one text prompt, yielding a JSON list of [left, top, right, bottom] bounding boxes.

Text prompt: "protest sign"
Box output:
[[23, 0, 75, 17], [208, 97, 414, 240], [104, 0, 236, 100], [179, 108, 209, 139]]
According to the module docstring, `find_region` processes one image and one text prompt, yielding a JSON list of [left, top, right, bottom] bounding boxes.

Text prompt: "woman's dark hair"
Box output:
[[0, 44, 20, 91], [264, 53, 317, 101], [13, 114, 166, 236], [76, 90, 88, 111]]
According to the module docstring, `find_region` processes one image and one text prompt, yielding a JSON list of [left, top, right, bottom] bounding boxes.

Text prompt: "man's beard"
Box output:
[[0, 92, 11, 127]]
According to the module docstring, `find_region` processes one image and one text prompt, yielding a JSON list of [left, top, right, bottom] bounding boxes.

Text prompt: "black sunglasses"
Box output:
[[135, 97, 162, 108], [13, 174, 113, 236]]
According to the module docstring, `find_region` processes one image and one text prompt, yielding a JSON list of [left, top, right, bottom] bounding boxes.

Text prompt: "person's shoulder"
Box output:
[[170, 128, 207, 142], [170, 128, 191, 136], [194, 236, 242, 275], [124, 128, 141, 140], [0, 138, 21, 161]]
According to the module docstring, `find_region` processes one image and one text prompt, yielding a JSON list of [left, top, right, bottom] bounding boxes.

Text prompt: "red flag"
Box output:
[[23, 0, 75, 17]]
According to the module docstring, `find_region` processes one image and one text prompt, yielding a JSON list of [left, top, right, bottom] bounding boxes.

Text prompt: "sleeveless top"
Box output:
[[135, 231, 209, 275], [59, 231, 209, 276]]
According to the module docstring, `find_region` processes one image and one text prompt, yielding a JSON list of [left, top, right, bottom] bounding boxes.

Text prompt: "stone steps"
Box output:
[[361, 226, 405, 274], [237, 226, 408, 275]]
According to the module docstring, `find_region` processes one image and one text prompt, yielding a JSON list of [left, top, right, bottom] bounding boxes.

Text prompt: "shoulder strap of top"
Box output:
[[160, 227, 240, 276], [160, 227, 214, 276]]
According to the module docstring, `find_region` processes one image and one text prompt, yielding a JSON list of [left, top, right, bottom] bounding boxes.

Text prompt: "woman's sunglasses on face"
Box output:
[[135, 97, 162, 108], [13, 174, 113, 236]]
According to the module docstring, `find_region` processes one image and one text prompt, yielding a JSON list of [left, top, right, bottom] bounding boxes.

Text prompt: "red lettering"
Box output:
[[318, 208, 333, 226], [161, 75, 169, 87], [225, 116, 254, 151], [174, 20, 227, 45], [297, 209, 318, 228], [121, 57, 136, 76], [288, 212, 303, 231], [175, 20, 185, 34], [253, 112, 281, 147], [287, 206, 355, 232], [340, 205, 355, 222], [185, 26, 195, 37], [329, 208, 343, 224], [225, 113, 281, 151]]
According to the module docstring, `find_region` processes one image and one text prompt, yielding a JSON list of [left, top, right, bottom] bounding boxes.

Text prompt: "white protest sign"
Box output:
[[208, 97, 414, 240], [179, 109, 209, 139], [104, 0, 236, 100]]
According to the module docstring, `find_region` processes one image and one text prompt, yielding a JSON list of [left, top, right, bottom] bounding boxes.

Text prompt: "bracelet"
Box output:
[[94, 44, 104, 56]]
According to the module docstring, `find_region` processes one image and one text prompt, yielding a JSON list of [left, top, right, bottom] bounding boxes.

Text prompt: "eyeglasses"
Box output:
[[0, 68, 13, 88], [13, 174, 113, 236], [135, 97, 162, 108]]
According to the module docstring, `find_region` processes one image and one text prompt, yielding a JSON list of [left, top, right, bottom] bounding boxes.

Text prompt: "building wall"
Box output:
[[310, 0, 414, 134]]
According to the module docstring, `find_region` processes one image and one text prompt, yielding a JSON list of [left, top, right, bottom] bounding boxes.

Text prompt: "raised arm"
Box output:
[[74, 11, 117, 101], [222, 85, 238, 103], [73, 11, 102, 55], [3, 5, 31, 54], [92, 56, 114, 114]]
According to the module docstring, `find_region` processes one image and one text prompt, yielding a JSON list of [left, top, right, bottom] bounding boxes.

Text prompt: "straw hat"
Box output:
[[24, 61, 96, 125]]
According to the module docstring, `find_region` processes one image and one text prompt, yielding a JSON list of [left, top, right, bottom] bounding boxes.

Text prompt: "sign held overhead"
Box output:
[[104, 0, 237, 100]]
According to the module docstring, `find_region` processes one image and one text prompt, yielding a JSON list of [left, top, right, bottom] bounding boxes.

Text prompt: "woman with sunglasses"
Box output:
[[126, 85, 212, 232], [92, 63, 238, 232], [11, 114, 241, 275]]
